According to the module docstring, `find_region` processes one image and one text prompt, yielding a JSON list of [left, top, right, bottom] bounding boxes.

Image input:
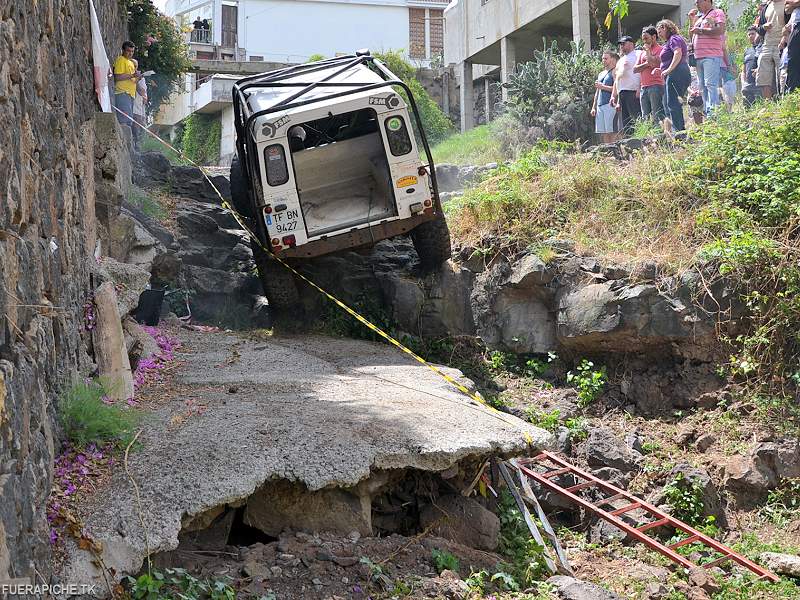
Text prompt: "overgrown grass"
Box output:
[[448, 92, 800, 417], [430, 125, 505, 166], [129, 186, 167, 220], [60, 380, 141, 449], [139, 134, 187, 165], [447, 145, 700, 266]]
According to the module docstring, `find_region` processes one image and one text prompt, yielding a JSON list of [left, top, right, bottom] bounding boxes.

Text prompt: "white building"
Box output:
[[166, 0, 448, 64], [157, 0, 449, 164]]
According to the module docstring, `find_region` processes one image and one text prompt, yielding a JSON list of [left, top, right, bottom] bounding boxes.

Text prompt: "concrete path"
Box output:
[[59, 329, 550, 595]]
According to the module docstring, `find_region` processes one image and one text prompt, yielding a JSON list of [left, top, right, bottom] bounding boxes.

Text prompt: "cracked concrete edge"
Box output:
[[59, 426, 553, 598]]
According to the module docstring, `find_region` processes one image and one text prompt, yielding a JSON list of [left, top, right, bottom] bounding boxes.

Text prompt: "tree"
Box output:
[[604, 0, 629, 29], [125, 0, 191, 115]]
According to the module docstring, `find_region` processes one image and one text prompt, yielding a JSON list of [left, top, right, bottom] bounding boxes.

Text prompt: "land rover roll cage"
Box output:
[[230, 52, 443, 217]]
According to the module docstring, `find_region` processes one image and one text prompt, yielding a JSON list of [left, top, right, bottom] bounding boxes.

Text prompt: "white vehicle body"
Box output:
[[234, 57, 439, 258]]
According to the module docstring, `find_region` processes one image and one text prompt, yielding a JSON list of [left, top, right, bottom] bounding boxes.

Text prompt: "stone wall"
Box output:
[[0, 0, 127, 584]]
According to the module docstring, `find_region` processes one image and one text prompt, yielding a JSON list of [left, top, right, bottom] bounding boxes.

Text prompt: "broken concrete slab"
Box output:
[[57, 329, 551, 596]]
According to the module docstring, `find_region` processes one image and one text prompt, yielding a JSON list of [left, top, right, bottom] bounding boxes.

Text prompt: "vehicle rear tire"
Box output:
[[229, 156, 253, 218], [411, 211, 452, 270], [251, 240, 301, 311]]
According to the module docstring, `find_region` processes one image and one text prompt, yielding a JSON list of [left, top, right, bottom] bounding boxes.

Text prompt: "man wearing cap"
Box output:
[[611, 36, 642, 136]]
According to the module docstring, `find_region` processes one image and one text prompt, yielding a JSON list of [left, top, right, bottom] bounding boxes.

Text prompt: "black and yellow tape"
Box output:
[[114, 106, 533, 444]]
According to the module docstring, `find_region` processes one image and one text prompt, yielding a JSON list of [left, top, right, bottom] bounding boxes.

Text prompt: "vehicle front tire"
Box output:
[[229, 155, 253, 218], [251, 240, 301, 311], [411, 210, 452, 271]]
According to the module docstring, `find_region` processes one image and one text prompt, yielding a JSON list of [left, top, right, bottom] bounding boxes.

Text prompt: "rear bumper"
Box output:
[[276, 211, 436, 259]]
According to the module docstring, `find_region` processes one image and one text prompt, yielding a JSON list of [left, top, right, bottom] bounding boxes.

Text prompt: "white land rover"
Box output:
[[230, 51, 451, 311]]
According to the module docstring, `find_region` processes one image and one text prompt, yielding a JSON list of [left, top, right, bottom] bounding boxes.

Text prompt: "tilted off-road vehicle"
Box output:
[[230, 51, 451, 310]]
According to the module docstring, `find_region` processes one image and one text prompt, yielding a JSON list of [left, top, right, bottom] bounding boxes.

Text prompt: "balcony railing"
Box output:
[[189, 29, 212, 44]]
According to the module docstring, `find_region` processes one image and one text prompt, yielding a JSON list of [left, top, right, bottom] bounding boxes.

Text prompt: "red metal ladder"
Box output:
[[516, 451, 779, 583]]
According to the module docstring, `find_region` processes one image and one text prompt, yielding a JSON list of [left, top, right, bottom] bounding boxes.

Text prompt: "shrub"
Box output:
[[663, 472, 707, 526], [125, 0, 191, 116], [496, 490, 550, 588], [429, 124, 505, 165], [126, 568, 236, 600], [503, 40, 602, 143], [373, 50, 454, 146], [566, 359, 607, 408], [181, 113, 221, 164], [431, 548, 460, 574], [687, 94, 800, 401], [60, 380, 141, 448]]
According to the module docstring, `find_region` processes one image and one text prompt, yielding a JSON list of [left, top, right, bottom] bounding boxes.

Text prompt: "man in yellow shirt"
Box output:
[[113, 41, 141, 128]]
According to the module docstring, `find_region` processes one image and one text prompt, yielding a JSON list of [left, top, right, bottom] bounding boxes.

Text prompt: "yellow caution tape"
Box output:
[[114, 107, 533, 444]]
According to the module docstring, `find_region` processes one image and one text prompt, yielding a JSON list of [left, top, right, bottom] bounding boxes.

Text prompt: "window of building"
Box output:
[[430, 9, 443, 57], [409, 8, 426, 59]]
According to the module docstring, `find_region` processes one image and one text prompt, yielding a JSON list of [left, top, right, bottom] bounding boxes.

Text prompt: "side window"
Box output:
[[384, 115, 412, 156], [264, 144, 289, 186]]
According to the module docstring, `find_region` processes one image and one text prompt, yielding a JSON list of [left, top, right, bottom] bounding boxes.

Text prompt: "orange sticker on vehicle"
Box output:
[[396, 176, 418, 188]]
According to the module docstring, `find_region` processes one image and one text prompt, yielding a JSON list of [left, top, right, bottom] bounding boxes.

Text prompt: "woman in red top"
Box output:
[[634, 25, 666, 123]]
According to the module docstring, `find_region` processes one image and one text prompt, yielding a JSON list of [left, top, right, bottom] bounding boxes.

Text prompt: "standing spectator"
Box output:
[[688, 67, 706, 125], [742, 26, 763, 105], [113, 41, 140, 129], [591, 51, 619, 144], [756, 0, 785, 98], [689, 0, 727, 115], [133, 63, 148, 146], [201, 18, 210, 30], [720, 51, 738, 110], [635, 26, 665, 123], [192, 16, 203, 30], [611, 36, 642, 136], [786, 0, 800, 91], [657, 20, 691, 131]]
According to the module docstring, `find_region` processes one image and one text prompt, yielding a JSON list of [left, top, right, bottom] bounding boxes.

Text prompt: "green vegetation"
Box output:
[[125, 0, 191, 115], [128, 186, 166, 220], [504, 40, 601, 144], [689, 96, 800, 409], [429, 125, 505, 166], [139, 134, 186, 165], [566, 359, 607, 408], [496, 490, 550, 590], [447, 143, 695, 262], [126, 568, 238, 600], [526, 408, 589, 442], [373, 50, 454, 145], [430, 548, 460, 574], [449, 95, 800, 407], [662, 472, 708, 527], [307, 53, 326, 62], [761, 478, 800, 527], [631, 118, 663, 140], [181, 114, 222, 165], [60, 380, 141, 449]]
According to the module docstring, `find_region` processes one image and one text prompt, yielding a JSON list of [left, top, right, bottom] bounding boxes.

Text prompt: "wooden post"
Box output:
[[93, 282, 134, 402]]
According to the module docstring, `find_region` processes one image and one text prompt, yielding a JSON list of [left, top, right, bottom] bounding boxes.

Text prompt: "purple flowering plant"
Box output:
[[47, 442, 112, 545], [133, 326, 180, 390]]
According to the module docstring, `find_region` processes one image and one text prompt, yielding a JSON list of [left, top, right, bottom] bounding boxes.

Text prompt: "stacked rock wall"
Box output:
[[0, 0, 126, 583]]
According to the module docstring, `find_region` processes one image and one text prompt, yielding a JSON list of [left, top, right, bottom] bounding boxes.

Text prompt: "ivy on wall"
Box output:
[[181, 114, 221, 165]]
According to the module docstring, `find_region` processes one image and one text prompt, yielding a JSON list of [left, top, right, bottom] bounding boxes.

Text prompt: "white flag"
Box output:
[[89, 0, 112, 112]]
